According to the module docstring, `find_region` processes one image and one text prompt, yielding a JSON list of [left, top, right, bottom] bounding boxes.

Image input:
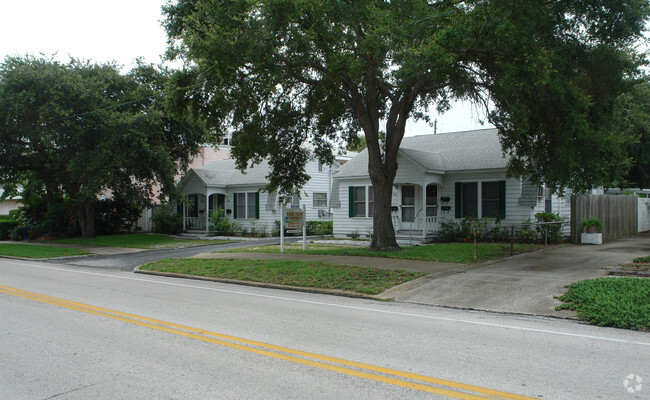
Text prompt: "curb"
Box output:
[[133, 266, 385, 301]]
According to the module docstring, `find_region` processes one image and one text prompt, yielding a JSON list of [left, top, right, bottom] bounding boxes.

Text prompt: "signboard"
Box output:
[[283, 209, 305, 229]]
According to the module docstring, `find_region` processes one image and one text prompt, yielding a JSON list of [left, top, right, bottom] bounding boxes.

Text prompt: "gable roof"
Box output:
[[179, 159, 272, 188], [335, 128, 507, 178]]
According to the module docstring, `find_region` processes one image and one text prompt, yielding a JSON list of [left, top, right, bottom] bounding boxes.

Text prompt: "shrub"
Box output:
[[10, 225, 44, 241], [0, 220, 20, 240], [210, 208, 234, 235], [151, 206, 183, 235], [305, 220, 333, 236], [517, 219, 537, 243], [580, 217, 604, 233], [348, 230, 360, 239], [534, 212, 565, 243]]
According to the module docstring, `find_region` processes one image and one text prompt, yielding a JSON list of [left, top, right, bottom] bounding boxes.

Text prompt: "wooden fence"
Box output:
[[570, 195, 638, 243]]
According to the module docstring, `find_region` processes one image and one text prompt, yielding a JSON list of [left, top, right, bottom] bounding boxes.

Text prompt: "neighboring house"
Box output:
[[0, 185, 20, 216], [177, 153, 353, 234], [331, 128, 572, 242]]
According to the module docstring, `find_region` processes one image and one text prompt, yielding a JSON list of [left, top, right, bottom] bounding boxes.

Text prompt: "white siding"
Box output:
[[638, 198, 650, 232], [333, 178, 375, 238]]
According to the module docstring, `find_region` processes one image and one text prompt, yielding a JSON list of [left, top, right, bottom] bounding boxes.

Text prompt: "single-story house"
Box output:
[[0, 185, 21, 216], [177, 153, 354, 234], [331, 128, 572, 242]]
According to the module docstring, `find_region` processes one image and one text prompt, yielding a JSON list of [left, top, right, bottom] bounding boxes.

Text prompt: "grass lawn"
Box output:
[[556, 277, 650, 331], [139, 258, 426, 295], [220, 242, 541, 263], [0, 243, 89, 258], [51, 233, 229, 249]]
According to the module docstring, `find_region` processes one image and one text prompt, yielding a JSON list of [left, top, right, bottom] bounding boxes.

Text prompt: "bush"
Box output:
[[0, 220, 20, 240], [580, 217, 604, 233], [534, 212, 565, 243], [210, 208, 234, 235], [305, 220, 333, 236], [151, 206, 183, 235], [10, 225, 44, 241]]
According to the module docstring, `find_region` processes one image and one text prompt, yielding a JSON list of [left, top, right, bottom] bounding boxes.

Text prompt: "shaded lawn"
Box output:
[[140, 258, 426, 295], [51, 233, 229, 249], [0, 244, 89, 258], [556, 277, 650, 331], [220, 242, 541, 263]]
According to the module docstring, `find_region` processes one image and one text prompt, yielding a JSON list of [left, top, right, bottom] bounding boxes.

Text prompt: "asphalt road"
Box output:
[[1, 257, 648, 399]]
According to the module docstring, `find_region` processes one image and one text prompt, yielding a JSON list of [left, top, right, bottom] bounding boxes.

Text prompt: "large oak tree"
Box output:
[[0, 56, 207, 237], [163, 0, 648, 250]]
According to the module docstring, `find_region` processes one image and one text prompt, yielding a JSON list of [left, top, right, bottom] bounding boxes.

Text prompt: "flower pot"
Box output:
[[581, 232, 602, 245]]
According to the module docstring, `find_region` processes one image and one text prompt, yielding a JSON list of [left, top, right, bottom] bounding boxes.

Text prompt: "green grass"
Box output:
[[0, 244, 89, 258], [633, 255, 650, 263], [220, 242, 541, 263], [51, 233, 229, 249], [139, 258, 426, 295], [556, 277, 650, 331]]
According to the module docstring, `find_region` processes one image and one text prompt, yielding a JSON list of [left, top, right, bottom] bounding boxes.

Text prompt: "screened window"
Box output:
[[236, 193, 246, 219], [353, 186, 366, 217], [368, 187, 374, 217], [234, 192, 258, 219], [247, 192, 256, 219], [426, 185, 438, 217]]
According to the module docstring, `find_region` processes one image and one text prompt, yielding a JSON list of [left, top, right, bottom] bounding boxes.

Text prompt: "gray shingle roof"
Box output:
[[185, 159, 272, 187], [335, 128, 507, 178]]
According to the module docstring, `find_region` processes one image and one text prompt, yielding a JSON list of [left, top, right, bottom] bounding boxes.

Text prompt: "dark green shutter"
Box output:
[[455, 183, 462, 218], [255, 192, 260, 219], [498, 180, 506, 219], [349, 186, 354, 218], [233, 193, 238, 219]]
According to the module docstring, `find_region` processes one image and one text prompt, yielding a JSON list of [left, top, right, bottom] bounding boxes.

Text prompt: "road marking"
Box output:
[[1, 284, 535, 400], [3, 260, 650, 347]]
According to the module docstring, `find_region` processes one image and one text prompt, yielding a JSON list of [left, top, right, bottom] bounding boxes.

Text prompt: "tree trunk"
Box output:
[[370, 175, 399, 250], [76, 198, 96, 238]]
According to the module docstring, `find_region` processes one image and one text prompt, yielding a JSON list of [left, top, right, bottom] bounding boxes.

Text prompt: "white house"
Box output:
[[331, 129, 571, 242], [177, 153, 354, 234]]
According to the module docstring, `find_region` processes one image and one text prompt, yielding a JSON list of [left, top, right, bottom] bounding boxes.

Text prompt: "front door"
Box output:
[[401, 185, 415, 229]]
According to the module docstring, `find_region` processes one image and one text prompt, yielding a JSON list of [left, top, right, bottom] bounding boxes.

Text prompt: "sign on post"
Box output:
[[283, 209, 305, 229]]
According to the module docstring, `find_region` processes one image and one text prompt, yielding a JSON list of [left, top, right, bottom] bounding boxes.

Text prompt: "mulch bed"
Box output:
[[609, 262, 650, 277]]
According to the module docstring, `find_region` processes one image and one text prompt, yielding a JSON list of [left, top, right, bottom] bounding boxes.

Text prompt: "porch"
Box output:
[[182, 192, 227, 232], [391, 181, 444, 243]]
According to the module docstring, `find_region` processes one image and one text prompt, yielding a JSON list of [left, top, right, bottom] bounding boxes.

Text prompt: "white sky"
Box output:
[[0, 0, 491, 136]]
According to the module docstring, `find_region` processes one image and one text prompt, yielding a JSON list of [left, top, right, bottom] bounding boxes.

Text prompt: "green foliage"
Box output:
[[0, 56, 209, 238], [151, 206, 183, 235], [534, 213, 566, 243], [0, 220, 19, 240], [305, 220, 333, 236], [93, 197, 143, 235], [348, 230, 361, 240], [10, 225, 44, 241], [580, 217, 604, 233], [557, 278, 650, 331], [51, 233, 228, 249], [209, 208, 235, 235], [633, 256, 650, 263]]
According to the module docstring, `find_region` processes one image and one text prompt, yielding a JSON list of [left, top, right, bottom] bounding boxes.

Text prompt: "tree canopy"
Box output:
[[0, 56, 208, 237], [163, 0, 649, 249]]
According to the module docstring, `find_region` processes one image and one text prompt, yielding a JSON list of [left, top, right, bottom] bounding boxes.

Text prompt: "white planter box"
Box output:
[[581, 232, 602, 245]]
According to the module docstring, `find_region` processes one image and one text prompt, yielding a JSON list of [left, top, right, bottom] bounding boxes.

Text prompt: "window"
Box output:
[[349, 186, 373, 217], [234, 192, 259, 219], [481, 182, 499, 218], [456, 181, 505, 219], [318, 160, 323, 172], [426, 185, 438, 217], [402, 185, 415, 222], [313, 192, 328, 208]]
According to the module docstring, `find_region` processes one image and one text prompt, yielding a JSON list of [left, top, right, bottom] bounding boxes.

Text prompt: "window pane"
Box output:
[[368, 188, 374, 217], [247, 192, 256, 218], [426, 206, 437, 217], [353, 186, 366, 217], [481, 182, 499, 218], [462, 182, 478, 218], [313, 193, 327, 208], [426, 185, 437, 205], [236, 193, 246, 219], [402, 185, 415, 205], [402, 207, 415, 222]]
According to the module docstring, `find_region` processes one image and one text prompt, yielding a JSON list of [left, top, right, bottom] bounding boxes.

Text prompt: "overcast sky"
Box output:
[[0, 0, 492, 135]]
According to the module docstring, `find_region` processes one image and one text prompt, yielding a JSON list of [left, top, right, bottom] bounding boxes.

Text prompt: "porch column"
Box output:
[[205, 190, 210, 234], [182, 196, 187, 231], [422, 180, 427, 238]]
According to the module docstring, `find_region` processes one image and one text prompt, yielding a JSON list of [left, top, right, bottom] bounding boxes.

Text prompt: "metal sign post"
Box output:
[[280, 202, 284, 253], [302, 204, 307, 252]]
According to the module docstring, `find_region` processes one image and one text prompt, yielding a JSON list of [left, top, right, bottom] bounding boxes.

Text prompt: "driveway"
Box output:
[[382, 233, 650, 317]]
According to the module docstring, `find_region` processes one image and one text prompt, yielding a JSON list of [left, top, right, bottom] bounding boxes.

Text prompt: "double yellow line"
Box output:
[[1, 285, 535, 399]]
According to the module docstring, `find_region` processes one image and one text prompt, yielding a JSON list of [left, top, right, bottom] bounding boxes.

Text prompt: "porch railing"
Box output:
[[185, 217, 206, 229]]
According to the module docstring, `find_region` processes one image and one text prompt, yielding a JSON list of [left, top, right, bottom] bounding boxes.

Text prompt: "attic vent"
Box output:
[[265, 192, 277, 210], [519, 179, 538, 206], [330, 180, 341, 208]]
